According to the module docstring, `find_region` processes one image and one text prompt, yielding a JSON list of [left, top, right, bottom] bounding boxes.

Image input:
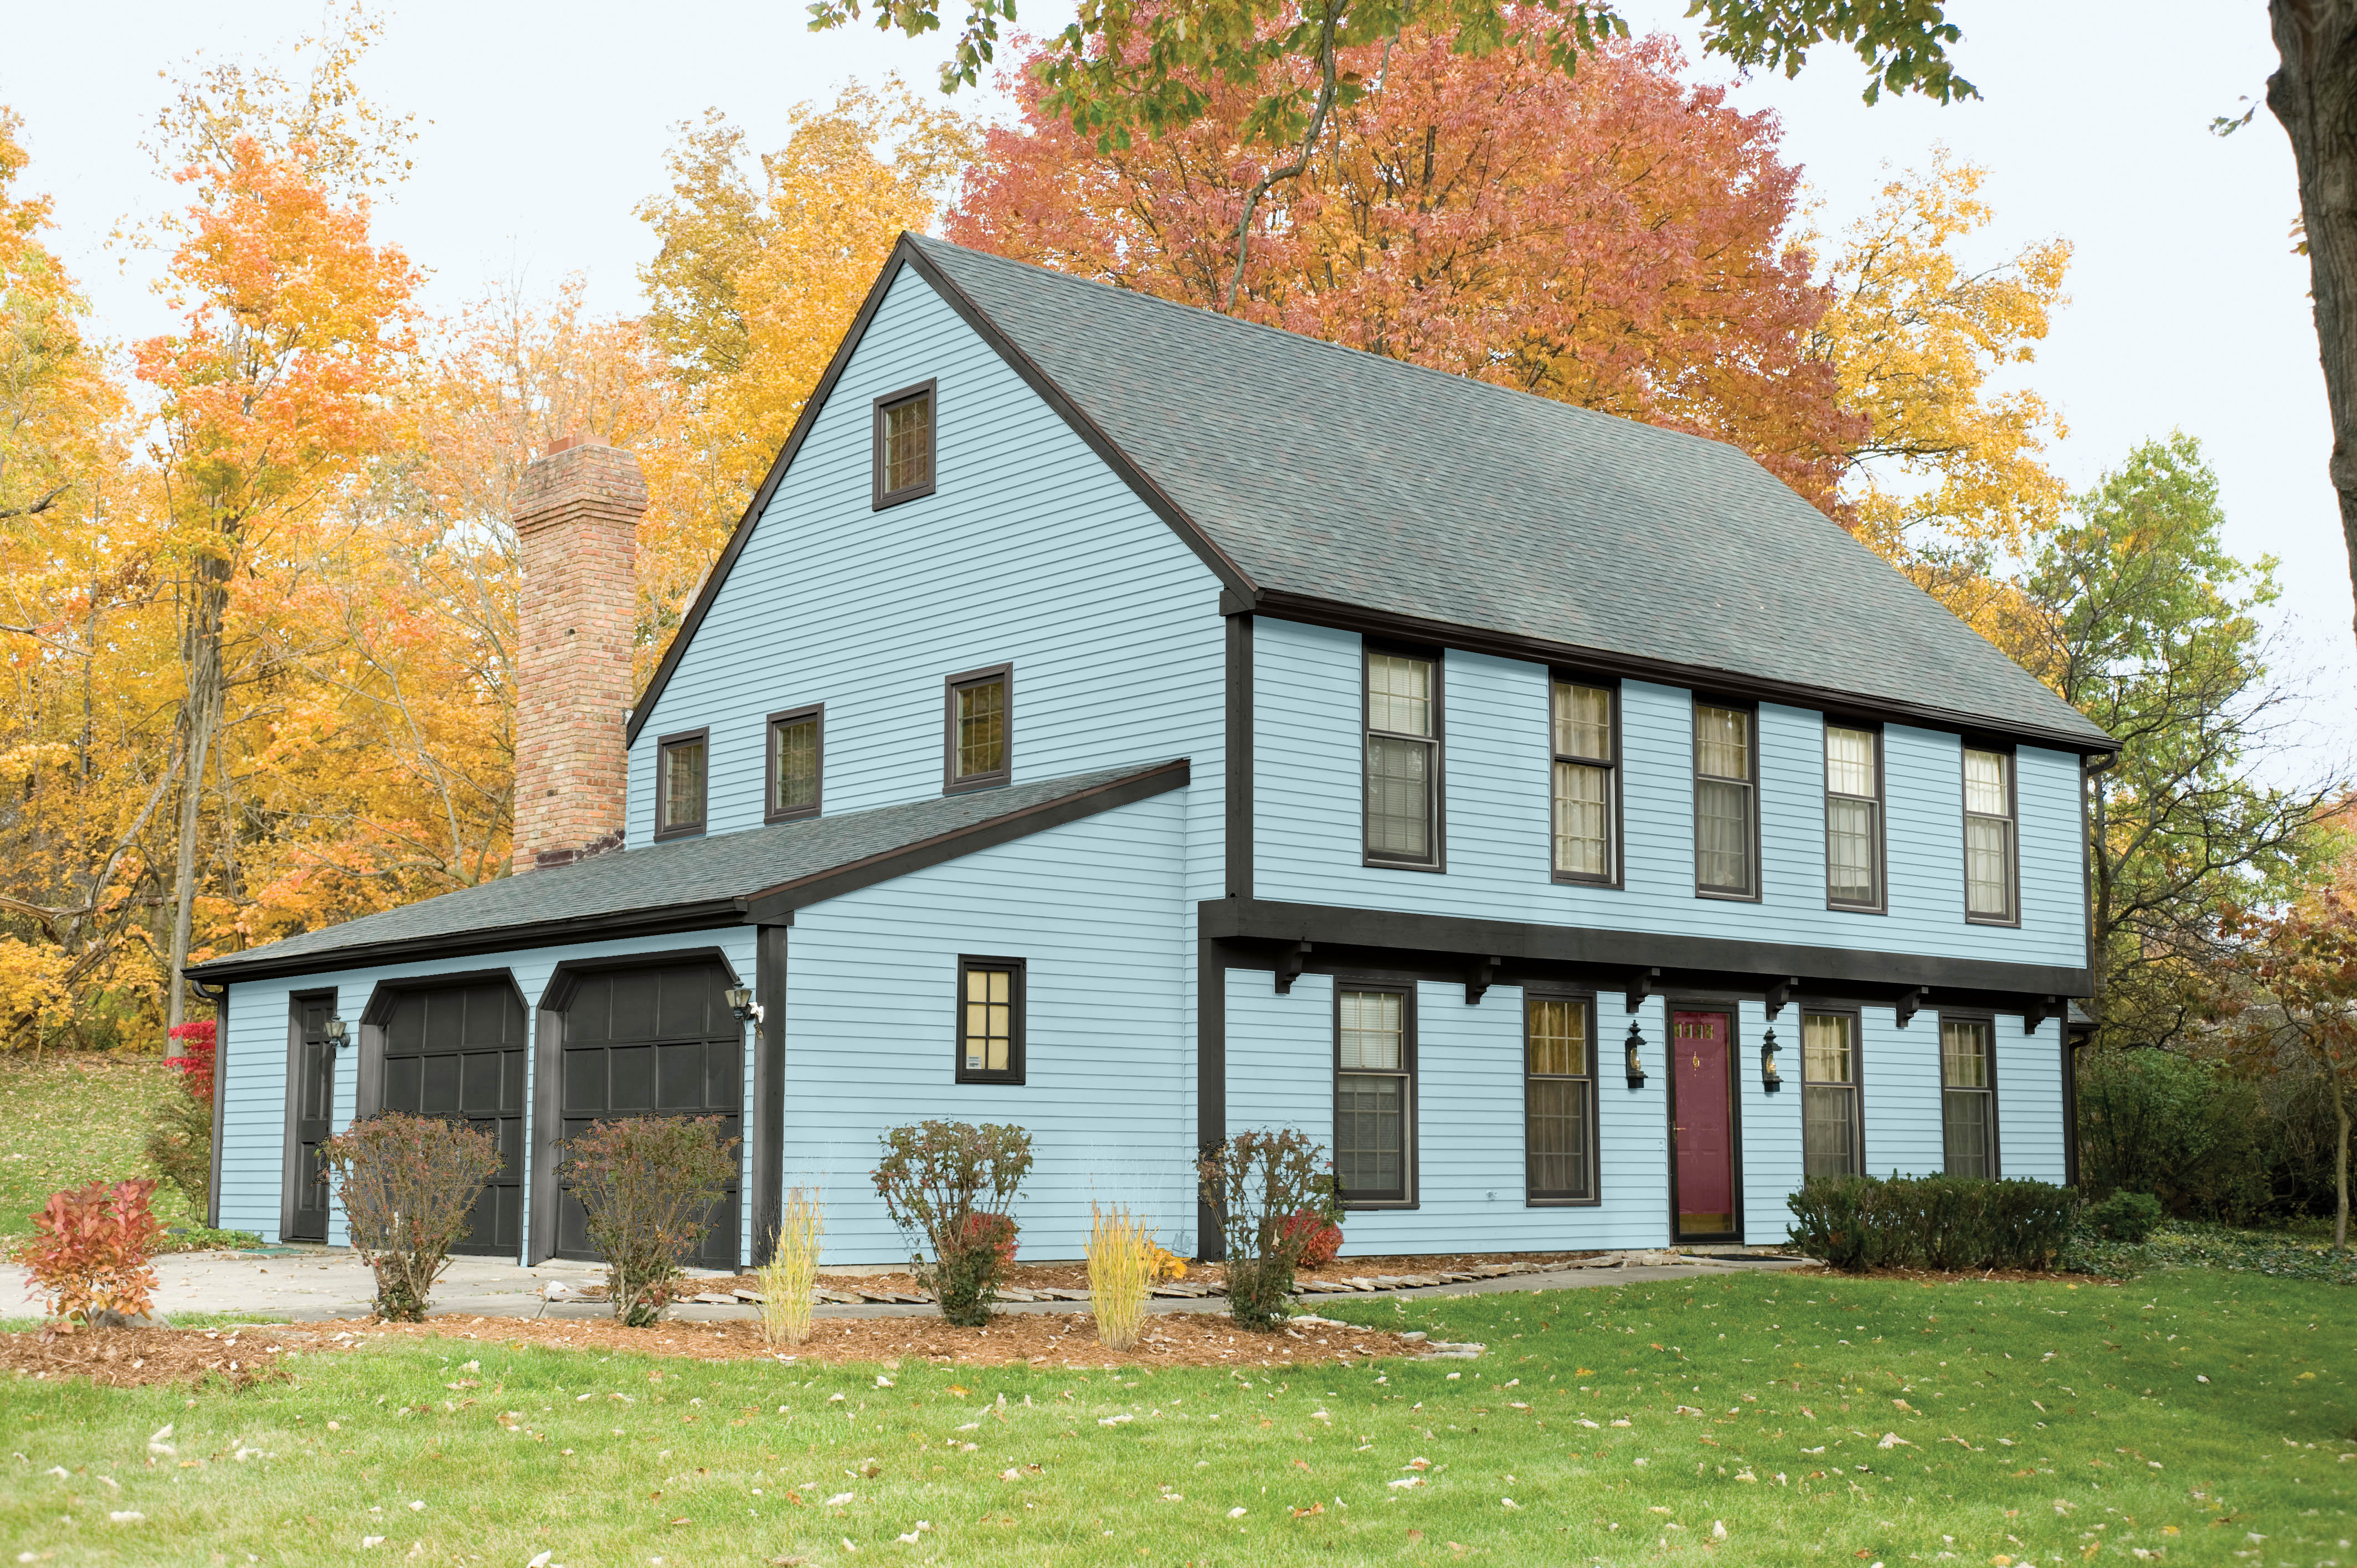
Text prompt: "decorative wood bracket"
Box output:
[[2024, 995, 2058, 1034], [1274, 940, 1312, 996], [1625, 966, 1660, 1013], [1895, 986, 1927, 1029], [1465, 955, 1503, 1006], [1764, 976, 1800, 1020]]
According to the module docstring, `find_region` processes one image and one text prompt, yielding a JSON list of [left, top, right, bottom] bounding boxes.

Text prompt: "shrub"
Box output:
[[1087, 1203, 1155, 1351], [2083, 1189, 2165, 1242], [322, 1112, 501, 1322], [564, 1117, 739, 1327], [17, 1179, 166, 1324], [1147, 1244, 1188, 1282], [1281, 1209, 1344, 1270], [144, 1089, 213, 1215], [1201, 1128, 1336, 1330], [2076, 1048, 2268, 1220], [755, 1187, 825, 1349], [1788, 1173, 2078, 1272], [162, 1020, 218, 1103], [871, 1120, 1034, 1327]]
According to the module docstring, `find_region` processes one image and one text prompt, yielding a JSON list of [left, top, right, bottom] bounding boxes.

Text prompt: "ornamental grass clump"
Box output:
[[564, 1116, 739, 1327], [1086, 1203, 1155, 1350], [321, 1112, 501, 1322], [18, 1178, 166, 1325], [871, 1120, 1033, 1327], [1201, 1128, 1337, 1330], [756, 1186, 825, 1348]]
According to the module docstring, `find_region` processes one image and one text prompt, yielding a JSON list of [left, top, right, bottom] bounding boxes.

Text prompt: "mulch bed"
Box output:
[[311, 1311, 1430, 1370], [0, 1323, 303, 1390], [689, 1249, 1634, 1302]]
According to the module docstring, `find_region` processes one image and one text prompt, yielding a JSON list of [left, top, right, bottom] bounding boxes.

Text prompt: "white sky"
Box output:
[[6, 0, 2345, 762]]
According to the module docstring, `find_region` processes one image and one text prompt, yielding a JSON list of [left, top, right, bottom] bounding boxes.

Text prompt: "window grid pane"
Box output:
[[1943, 1090, 1992, 1177], [885, 395, 931, 493], [1963, 749, 2010, 816], [1941, 1019, 1991, 1089], [1367, 654, 1432, 737], [1802, 1013, 1852, 1084], [772, 718, 818, 812], [1697, 778, 1752, 891], [662, 739, 704, 829], [1366, 735, 1433, 859], [1339, 990, 1403, 1071], [1526, 1077, 1594, 1198], [1803, 1084, 1858, 1178], [1827, 796, 1876, 904], [1552, 682, 1611, 761], [1336, 1073, 1404, 1196], [1552, 761, 1610, 876], [1825, 726, 1876, 797], [955, 679, 1006, 780], [1696, 705, 1749, 780], [1525, 998, 1589, 1077], [1965, 815, 2014, 917]]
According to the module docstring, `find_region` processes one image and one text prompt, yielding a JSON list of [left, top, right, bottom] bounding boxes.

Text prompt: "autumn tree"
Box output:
[[634, 83, 971, 678], [950, 30, 1861, 508], [2004, 435, 2339, 1053], [137, 48, 421, 1027], [2222, 885, 2357, 1250]]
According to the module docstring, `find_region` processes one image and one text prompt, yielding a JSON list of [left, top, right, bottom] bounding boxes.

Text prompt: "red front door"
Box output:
[[1671, 1010, 1737, 1239]]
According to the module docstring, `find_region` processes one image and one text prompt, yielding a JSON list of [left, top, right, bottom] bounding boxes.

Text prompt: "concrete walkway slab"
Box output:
[[2, 1248, 1805, 1326]]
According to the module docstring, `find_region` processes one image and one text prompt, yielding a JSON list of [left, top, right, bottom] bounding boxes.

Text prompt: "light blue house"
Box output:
[[193, 235, 2112, 1266]]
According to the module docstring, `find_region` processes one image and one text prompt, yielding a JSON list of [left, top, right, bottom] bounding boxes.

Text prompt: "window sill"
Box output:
[[1525, 1195, 1602, 1208], [1339, 1199, 1419, 1211], [1694, 886, 1762, 904], [764, 806, 820, 825], [1963, 913, 2023, 929], [652, 824, 707, 842], [1362, 857, 1446, 875], [1825, 899, 1887, 916], [944, 775, 1010, 796], [954, 1072, 1026, 1087], [873, 482, 936, 511], [1550, 872, 1623, 890]]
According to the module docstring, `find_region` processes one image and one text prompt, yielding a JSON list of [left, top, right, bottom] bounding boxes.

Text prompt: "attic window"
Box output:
[[873, 381, 936, 508], [944, 664, 1011, 793], [655, 729, 708, 839]]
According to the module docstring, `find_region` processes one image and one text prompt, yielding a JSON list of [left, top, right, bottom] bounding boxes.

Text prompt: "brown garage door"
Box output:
[[375, 982, 527, 1256], [556, 962, 742, 1268]]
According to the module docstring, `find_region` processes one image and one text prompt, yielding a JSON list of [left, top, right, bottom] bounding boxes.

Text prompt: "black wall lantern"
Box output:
[[1624, 1021, 1647, 1089], [1761, 1027, 1782, 1092], [725, 986, 765, 1029], [321, 1014, 351, 1050]]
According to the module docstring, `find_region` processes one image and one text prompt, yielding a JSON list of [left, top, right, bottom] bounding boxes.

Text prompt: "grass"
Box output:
[[0, 1054, 199, 1241], [0, 1269, 2349, 1565]]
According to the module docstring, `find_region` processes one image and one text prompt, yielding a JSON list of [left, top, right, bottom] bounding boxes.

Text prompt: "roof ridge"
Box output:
[[907, 234, 1747, 462]]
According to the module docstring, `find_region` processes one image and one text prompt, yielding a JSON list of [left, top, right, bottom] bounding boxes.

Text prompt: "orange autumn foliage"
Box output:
[[17, 1178, 166, 1323]]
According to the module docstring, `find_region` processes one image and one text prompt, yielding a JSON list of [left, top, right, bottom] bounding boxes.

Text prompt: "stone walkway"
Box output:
[[1, 1247, 1805, 1325]]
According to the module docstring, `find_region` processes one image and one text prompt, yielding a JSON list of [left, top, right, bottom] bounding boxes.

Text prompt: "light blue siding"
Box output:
[[1253, 617, 2087, 966], [782, 793, 1192, 1265], [1859, 1006, 1945, 1178], [626, 265, 1227, 910], [1997, 1016, 2068, 1183], [1738, 1001, 1803, 1242], [217, 927, 758, 1256]]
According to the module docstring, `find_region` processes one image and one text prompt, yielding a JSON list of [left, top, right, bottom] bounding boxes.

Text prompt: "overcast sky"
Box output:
[[6, 0, 2344, 762]]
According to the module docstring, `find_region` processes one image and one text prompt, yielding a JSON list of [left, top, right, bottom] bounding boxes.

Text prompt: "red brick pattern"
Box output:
[[511, 436, 646, 875]]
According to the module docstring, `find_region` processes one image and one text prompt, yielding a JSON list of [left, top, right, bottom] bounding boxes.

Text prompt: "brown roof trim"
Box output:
[[742, 757, 1190, 921], [1242, 589, 2118, 757]]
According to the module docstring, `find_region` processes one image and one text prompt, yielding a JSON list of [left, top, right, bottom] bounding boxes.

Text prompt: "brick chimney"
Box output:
[[511, 434, 645, 874]]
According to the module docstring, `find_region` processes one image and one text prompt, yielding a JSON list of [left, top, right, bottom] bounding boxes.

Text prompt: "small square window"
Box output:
[[654, 729, 708, 839], [944, 664, 1011, 793], [873, 381, 937, 508], [955, 957, 1025, 1084], [766, 705, 822, 822]]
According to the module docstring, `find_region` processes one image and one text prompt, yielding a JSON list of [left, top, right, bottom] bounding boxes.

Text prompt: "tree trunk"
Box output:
[[166, 549, 231, 1032], [2334, 1073, 2350, 1252], [2268, 0, 2357, 642]]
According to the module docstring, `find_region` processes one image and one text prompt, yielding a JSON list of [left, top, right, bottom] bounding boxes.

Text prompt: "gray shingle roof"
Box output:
[[909, 236, 2109, 751], [188, 761, 1184, 981]]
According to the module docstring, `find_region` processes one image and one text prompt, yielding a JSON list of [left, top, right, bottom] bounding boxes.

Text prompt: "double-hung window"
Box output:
[[872, 381, 936, 508], [1939, 1015, 1998, 1176], [1551, 680, 1615, 883], [1525, 992, 1597, 1201], [1825, 724, 1883, 910], [1694, 703, 1757, 897], [1963, 747, 2018, 922], [944, 665, 1011, 792], [766, 706, 821, 822], [654, 729, 708, 839], [1336, 986, 1413, 1204], [1800, 1010, 1861, 1178], [955, 957, 1025, 1084], [1364, 649, 1441, 868]]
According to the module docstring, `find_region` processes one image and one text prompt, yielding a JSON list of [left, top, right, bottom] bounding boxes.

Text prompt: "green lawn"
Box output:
[[0, 1054, 223, 1243], [2, 1268, 2349, 1565]]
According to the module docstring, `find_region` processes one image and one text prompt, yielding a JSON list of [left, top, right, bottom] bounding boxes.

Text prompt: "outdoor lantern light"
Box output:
[[725, 986, 765, 1027], [1761, 1027, 1782, 1092], [1624, 1022, 1647, 1089], [321, 1014, 351, 1050]]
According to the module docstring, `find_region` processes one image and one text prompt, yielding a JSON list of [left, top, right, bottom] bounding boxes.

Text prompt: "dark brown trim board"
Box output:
[[753, 923, 789, 1263], [953, 955, 1028, 1085], [1197, 898, 2093, 1013], [204, 983, 230, 1230], [764, 704, 824, 824], [1226, 611, 1253, 899], [652, 727, 710, 840], [943, 664, 1013, 795], [871, 378, 938, 510], [1196, 938, 1229, 1262]]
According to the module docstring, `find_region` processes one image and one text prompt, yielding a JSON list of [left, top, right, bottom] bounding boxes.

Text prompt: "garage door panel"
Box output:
[[706, 1046, 741, 1110], [656, 1043, 704, 1110], [419, 1053, 461, 1115], [563, 1049, 604, 1113], [608, 978, 657, 1042], [382, 1055, 420, 1111], [609, 1045, 656, 1110], [462, 1050, 504, 1110], [656, 978, 709, 1041]]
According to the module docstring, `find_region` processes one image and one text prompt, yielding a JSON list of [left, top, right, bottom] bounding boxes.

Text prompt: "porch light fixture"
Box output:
[[1623, 1022, 1647, 1089], [321, 1014, 350, 1050], [725, 986, 765, 1027], [1761, 1027, 1782, 1092]]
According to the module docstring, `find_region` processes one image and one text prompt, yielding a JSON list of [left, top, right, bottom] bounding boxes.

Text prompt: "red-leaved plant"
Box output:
[[163, 1020, 218, 1104], [17, 1178, 165, 1324], [1280, 1209, 1344, 1270]]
